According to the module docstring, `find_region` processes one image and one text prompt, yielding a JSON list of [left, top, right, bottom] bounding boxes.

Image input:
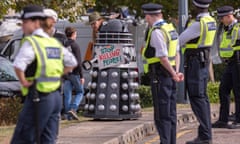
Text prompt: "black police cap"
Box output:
[[141, 3, 163, 14], [193, 0, 212, 8], [21, 5, 46, 19], [217, 6, 234, 17]]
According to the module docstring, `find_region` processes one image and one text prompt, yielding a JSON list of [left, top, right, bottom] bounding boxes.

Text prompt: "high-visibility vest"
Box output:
[[183, 16, 216, 53], [142, 22, 178, 73], [181, 19, 195, 54], [21, 35, 64, 96], [219, 23, 240, 58]]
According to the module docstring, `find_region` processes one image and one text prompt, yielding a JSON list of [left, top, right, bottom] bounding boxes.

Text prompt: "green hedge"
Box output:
[[207, 82, 220, 103], [136, 85, 152, 108], [0, 97, 22, 126], [137, 82, 233, 108], [213, 63, 225, 81]]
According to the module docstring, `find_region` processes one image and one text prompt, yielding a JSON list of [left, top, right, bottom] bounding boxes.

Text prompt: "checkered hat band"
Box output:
[[218, 11, 233, 17], [23, 12, 45, 19], [144, 10, 161, 14]]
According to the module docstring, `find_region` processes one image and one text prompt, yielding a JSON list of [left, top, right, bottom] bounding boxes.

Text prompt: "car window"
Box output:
[[0, 41, 8, 51], [1, 39, 21, 61], [0, 57, 18, 81]]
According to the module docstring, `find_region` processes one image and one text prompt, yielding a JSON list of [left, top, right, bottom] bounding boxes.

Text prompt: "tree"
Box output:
[[1, 0, 240, 22], [94, 0, 178, 19], [0, 0, 96, 22], [0, 0, 15, 18]]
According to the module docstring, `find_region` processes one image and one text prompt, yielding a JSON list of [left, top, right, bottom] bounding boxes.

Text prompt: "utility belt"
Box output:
[[223, 50, 240, 64], [149, 62, 175, 77], [184, 48, 210, 67], [29, 87, 61, 97]]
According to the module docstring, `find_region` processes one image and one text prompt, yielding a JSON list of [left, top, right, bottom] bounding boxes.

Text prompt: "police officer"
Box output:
[[179, 0, 216, 143], [141, 3, 184, 144], [11, 5, 77, 144], [43, 8, 67, 45], [212, 6, 240, 129]]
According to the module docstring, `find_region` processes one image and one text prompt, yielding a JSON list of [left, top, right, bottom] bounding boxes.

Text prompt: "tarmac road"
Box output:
[[57, 104, 235, 144], [137, 119, 240, 144]]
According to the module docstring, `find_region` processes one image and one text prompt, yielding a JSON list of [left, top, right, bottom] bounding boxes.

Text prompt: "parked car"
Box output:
[[0, 29, 23, 61], [0, 56, 21, 97]]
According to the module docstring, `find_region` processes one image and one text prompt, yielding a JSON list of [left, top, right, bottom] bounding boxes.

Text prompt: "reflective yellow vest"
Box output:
[[219, 23, 240, 58], [21, 36, 64, 96], [183, 16, 216, 53], [181, 19, 195, 54], [142, 22, 178, 73]]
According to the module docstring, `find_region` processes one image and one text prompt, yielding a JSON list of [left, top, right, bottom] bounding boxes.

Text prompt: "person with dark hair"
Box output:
[[11, 5, 77, 144], [63, 27, 84, 121], [179, 0, 216, 143], [212, 5, 240, 129], [141, 3, 184, 144]]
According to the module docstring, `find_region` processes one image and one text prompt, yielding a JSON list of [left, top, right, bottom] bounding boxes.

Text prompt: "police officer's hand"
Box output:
[[172, 72, 184, 82], [177, 72, 184, 82], [172, 74, 180, 82], [22, 79, 33, 87]]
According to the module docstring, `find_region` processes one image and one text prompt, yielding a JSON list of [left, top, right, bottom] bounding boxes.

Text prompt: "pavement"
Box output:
[[57, 104, 234, 144]]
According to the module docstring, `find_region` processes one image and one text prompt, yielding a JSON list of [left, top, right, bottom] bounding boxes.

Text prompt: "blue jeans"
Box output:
[[63, 74, 84, 113]]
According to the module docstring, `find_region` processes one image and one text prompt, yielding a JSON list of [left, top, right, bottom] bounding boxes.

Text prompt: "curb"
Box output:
[[104, 110, 221, 144], [104, 122, 155, 144]]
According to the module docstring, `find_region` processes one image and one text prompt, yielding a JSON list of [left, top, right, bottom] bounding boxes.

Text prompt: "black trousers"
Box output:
[[219, 61, 240, 123], [150, 71, 177, 144], [186, 56, 212, 140]]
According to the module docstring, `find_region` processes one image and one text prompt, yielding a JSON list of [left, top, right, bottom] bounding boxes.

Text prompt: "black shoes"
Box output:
[[212, 121, 228, 128], [228, 113, 236, 121], [228, 122, 240, 129], [212, 120, 240, 129], [186, 137, 212, 144]]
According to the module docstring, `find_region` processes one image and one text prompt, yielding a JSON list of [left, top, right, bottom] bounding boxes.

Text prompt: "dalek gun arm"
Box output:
[[82, 57, 97, 71]]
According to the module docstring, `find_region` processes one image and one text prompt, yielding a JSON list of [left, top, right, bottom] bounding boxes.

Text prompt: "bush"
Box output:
[[0, 97, 22, 126], [137, 81, 234, 107], [213, 63, 225, 81], [137, 85, 152, 108], [207, 82, 220, 103]]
